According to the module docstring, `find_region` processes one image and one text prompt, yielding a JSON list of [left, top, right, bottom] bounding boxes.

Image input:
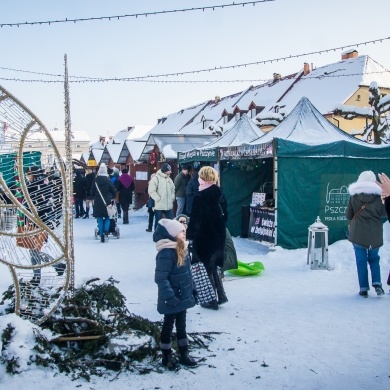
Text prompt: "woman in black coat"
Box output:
[[186, 166, 228, 308], [83, 168, 96, 218], [185, 167, 199, 216], [90, 163, 116, 243]]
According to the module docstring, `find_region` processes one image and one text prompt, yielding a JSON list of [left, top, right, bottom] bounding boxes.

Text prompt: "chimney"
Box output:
[[273, 73, 281, 81], [303, 63, 310, 76], [342, 49, 358, 60], [214, 96, 221, 103]]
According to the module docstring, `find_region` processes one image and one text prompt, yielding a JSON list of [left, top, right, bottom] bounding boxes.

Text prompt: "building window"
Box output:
[[235, 112, 240, 121], [76, 144, 81, 148], [356, 95, 361, 101], [48, 144, 52, 148], [251, 108, 256, 118]]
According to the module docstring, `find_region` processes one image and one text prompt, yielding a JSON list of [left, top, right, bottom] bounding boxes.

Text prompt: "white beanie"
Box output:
[[158, 218, 185, 238], [98, 163, 108, 176], [358, 170, 376, 182]]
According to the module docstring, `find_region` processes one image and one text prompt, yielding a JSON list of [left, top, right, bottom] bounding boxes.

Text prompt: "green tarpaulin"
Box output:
[[276, 138, 390, 248], [220, 159, 273, 237], [0, 151, 42, 188]]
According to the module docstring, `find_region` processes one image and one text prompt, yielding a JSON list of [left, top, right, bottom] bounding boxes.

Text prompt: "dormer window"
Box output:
[[201, 116, 212, 129], [274, 105, 279, 113], [235, 112, 240, 121]]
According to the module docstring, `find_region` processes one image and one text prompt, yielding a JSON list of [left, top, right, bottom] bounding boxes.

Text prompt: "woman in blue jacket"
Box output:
[[154, 218, 197, 370]]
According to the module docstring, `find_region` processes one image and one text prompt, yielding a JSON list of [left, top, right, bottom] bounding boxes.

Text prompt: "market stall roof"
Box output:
[[251, 96, 367, 146], [125, 140, 146, 162], [139, 134, 216, 161], [200, 113, 264, 148], [100, 142, 123, 165]]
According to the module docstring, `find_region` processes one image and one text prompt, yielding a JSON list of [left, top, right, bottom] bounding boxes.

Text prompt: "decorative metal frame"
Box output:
[[0, 56, 74, 324]]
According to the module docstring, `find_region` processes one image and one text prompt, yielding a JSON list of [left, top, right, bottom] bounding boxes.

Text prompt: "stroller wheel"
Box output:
[[116, 227, 120, 239], [94, 227, 99, 239]]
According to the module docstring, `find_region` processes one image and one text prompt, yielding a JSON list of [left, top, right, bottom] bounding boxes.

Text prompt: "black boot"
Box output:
[[123, 210, 129, 224], [82, 207, 89, 219], [178, 345, 197, 367], [161, 349, 180, 371], [100, 234, 105, 243]]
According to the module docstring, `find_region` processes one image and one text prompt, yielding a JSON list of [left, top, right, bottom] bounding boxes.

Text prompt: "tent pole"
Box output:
[[273, 139, 278, 246]]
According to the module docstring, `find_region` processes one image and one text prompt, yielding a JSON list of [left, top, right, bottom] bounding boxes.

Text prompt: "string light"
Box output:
[[0, 36, 388, 82], [0, 71, 389, 84], [0, 1, 274, 28]]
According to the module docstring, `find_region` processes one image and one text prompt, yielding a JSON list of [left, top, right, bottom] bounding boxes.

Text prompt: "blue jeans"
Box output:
[[97, 217, 110, 236], [154, 209, 173, 230], [352, 243, 382, 291], [176, 197, 185, 217]]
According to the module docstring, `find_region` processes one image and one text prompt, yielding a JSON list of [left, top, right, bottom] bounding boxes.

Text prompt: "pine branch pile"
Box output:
[[0, 277, 217, 380]]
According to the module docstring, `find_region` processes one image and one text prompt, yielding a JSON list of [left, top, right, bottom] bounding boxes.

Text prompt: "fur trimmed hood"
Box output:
[[348, 181, 382, 196]]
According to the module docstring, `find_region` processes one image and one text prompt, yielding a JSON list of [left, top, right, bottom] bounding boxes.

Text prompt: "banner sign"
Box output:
[[219, 142, 273, 160], [249, 207, 275, 244], [177, 148, 217, 163]]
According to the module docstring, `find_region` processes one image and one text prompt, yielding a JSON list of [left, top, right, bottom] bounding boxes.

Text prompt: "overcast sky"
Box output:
[[1, 0, 389, 142]]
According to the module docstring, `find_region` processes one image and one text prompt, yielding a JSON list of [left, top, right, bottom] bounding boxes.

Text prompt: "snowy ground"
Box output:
[[0, 207, 389, 390]]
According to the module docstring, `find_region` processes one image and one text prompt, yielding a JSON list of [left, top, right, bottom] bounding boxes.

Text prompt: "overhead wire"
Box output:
[[0, 1, 274, 28]]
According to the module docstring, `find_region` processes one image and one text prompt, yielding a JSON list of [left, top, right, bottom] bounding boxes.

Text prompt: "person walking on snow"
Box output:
[[116, 168, 135, 224], [154, 218, 197, 370], [148, 163, 175, 229], [90, 163, 116, 243], [174, 165, 190, 216], [346, 170, 386, 297]]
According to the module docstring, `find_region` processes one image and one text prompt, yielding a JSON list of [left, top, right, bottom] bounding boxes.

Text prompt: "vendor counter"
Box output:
[[244, 205, 275, 244]]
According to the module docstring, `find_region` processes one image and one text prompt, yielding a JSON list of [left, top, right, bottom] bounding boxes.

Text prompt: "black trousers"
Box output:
[[160, 310, 187, 345]]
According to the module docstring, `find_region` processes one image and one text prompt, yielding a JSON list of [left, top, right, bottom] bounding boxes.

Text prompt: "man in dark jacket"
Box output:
[[185, 165, 199, 216], [174, 165, 190, 217], [73, 170, 86, 218]]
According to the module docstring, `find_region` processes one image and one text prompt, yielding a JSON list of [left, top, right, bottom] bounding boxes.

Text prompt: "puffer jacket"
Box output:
[[148, 169, 175, 211], [90, 175, 116, 218], [346, 180, 387, 248], [154, 223, 195, 315]]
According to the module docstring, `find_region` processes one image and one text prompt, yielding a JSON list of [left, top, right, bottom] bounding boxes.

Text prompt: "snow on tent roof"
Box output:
[[105, 143, 123, 163], [139, 134, 217, 161], [251, 96, 368, 145], [200, 113, 264, 148], [112, 125, 153, 143]]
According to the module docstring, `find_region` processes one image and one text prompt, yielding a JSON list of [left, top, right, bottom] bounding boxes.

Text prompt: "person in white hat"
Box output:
[[90, 163, 116, 243], [153, 218, 197, 370], [346, 170, 387, 297]]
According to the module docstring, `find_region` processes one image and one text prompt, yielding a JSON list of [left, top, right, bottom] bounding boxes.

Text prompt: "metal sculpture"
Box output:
[[0, 70, 73, 324]]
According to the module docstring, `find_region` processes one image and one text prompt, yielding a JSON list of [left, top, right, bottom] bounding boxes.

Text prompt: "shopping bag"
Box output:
[[106, 204, 116, 218], [16, 223, 48, 251], [190, 262, 217, 306]]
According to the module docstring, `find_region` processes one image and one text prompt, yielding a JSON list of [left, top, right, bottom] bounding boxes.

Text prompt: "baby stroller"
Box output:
[[94, 211, 120, 240]]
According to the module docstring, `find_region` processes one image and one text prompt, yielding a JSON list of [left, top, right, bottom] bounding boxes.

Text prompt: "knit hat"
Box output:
[[97, 163, 108, 176], [358, 170, 376, 182], [161, 163, 172, 173], [158, 218, 185, 238]]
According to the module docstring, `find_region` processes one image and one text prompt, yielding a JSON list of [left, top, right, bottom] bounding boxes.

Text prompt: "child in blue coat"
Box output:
[[154, 218, 197, 370]]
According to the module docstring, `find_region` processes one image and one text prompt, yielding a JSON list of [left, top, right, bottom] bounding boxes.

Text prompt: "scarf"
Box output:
[[198, 177, 215, 192], [155, 238, 188, 252], [118, 173, 133, 189]]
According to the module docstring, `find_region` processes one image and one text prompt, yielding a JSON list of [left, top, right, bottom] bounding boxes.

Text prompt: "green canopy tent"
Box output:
[[275, 138, 390, 248]]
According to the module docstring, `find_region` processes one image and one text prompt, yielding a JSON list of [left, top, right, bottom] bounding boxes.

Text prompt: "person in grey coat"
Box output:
[[154, 218, 197, 370], [174, 165, 190, 216], [346, 170, 387, 297]]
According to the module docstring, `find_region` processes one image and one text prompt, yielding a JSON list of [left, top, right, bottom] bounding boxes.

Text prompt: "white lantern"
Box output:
[[307, 216, 329, 270]]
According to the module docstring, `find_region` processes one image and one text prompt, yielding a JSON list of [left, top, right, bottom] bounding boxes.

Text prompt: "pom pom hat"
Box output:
[[97, 163, 108, 176], [158, 218, 185, 238], [358, 170, 376, 182]]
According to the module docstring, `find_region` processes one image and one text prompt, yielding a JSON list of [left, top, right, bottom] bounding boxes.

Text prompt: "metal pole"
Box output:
[[64, 54, 75, 296]]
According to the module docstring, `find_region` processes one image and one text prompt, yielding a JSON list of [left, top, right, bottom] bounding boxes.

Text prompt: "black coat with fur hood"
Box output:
[[346, 180, 386, 248], [153, 223, 195, 315], [186, 184, 228, 270]]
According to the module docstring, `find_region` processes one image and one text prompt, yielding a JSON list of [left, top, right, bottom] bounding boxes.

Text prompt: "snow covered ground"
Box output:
[[0, 207, 389, 390]]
